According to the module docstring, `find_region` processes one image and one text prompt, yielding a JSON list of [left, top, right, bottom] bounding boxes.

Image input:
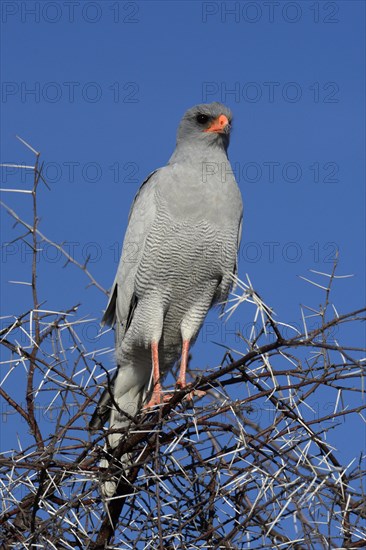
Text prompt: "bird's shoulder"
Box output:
[[102, 169, 161, 326]]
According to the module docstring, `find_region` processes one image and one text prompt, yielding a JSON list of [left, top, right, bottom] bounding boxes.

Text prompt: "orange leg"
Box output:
[[176, 339, 190, 389], [144, 342, 163, 408], [176, 339, 205, 400], [144, 341, 172, 408]]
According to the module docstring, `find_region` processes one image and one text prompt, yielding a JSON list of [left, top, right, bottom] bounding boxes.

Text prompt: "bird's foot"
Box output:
[[144, 385, 206, 409], [143, 391, 173, 410], [176, 380, 206, 401], [184, 389, 206, 401]]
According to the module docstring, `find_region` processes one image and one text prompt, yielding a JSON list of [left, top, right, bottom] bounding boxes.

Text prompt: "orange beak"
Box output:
[[204, 114, 229, 134]]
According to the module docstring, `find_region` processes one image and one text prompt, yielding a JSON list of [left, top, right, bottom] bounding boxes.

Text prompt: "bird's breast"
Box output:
[[133, 159, 242, 329], [156, 160, 242, 225], [135, 215, 237, 298]]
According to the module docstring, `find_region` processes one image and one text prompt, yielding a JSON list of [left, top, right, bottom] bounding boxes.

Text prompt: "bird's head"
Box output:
[[176, 102, 233, 152]]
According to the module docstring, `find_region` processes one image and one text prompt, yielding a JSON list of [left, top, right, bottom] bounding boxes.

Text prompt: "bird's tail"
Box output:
[[101, 385, 146, 497], [90, 357, 151, 497]]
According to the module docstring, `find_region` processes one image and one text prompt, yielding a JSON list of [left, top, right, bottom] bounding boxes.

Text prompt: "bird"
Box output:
[[89, 102, 243, 496]]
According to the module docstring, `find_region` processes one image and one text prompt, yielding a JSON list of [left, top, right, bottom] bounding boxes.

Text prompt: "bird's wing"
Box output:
[[89, 170, 159, 431], [233, 216, 243, 279], [214, 207, 243, 311], [102, 169, 159, 331]]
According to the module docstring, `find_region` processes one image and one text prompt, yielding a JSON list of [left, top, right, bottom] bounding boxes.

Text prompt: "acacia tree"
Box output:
[[1, 144, 365, 549]]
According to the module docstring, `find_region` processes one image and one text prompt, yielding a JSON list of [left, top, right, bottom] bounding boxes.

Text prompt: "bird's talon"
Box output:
[[163, 393, 174, 402], [181, 388, 206, 401], [143, 394, 162, 409], [143, 392, 174, 409], [193, 389, 206, 398]]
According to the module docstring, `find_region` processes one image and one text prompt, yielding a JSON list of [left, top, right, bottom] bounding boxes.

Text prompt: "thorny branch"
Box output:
[[0, 145, 365, 549]]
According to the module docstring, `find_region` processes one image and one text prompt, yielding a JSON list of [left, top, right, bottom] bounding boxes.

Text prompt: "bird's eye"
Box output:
[[196, 114, 209, 125]]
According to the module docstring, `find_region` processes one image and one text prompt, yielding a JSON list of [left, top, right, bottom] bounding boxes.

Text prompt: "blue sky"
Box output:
[[1, 1, 365, 471]]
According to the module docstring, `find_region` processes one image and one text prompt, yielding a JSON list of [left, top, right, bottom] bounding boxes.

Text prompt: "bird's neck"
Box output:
[[168, 140, 229, 166]]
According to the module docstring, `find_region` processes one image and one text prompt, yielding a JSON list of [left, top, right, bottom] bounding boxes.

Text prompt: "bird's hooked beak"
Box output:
[[204, 114, 230, 134]]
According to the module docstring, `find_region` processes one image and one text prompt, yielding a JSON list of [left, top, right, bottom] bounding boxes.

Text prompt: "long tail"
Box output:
[[89, 359, 151, 497]]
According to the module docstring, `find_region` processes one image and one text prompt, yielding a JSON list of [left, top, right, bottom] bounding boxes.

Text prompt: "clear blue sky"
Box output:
[[1, 2, 365, 462]]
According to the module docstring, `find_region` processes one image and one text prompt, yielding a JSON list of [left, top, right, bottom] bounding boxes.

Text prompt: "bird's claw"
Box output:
[[144, 385, 206, 409], [183, 389, 206, 401], [175, 381, 206, 401], [143, 391, 173, 409]]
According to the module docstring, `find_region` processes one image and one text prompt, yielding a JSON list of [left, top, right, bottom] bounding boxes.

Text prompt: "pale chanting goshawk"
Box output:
[[90, 102, 243, 496]]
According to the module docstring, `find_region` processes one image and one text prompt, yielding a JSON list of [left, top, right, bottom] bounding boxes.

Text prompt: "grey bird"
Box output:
[[89, 102, 243, 495]]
